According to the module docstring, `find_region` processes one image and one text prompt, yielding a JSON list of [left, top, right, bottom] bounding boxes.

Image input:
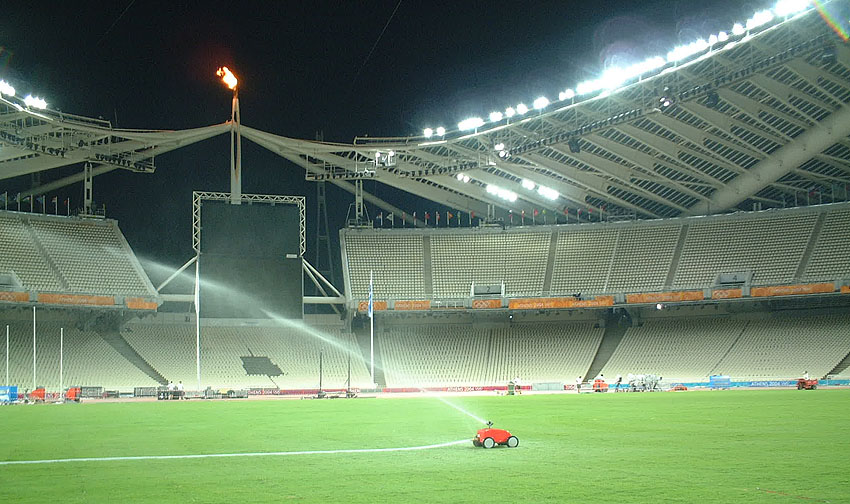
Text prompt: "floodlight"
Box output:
[[458, 117, 485, 131], [486, 184, 498, 194], [23, 95, 47, 110], [709, 34, 718, 45], [436, 126, 446, 136], [563, 89, 575, 100], [774, 0, 810, 17], [498, 150, 509, 158], [533, 96, 550, 110], [462, 175, 470, 183], [717, 31, 729, 42], [423, 128, 434, 138], [0, 80, 14, 97], [516, 103, 529, 115], [521, 179, 535, 190], [494, 143, 505, 151], [489, 111, 503, 122], [537, 185, 559, 200], [746, 10, 774, 30], [731, 23, 746, 35], [505, 107, 516, 118], [457, 173, 464, 181]]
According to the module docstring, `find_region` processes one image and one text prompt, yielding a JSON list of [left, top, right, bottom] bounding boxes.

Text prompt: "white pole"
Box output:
[[369, 270, 374, 387], [194, 255, 201, 393], [5, 325, 8, 386], [59, 328, 64, 393], [32, 306, 36, 390]]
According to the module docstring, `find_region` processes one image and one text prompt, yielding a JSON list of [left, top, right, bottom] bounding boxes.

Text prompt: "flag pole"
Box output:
[[32, 306, 36, 390], [369, 270, 375, 387], [59, 327, 64, 393]]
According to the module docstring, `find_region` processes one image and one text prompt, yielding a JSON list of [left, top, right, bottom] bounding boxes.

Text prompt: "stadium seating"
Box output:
[[344, 231, 425, 299], [2, 321, 159, 390], [0, 215, 63, 291], [606, 225, 681, 292], [379, 322, 603, 386], [487, 323, 603, 384], [710, 313, 850, 381], [804, 207, 850, 281], [123, 323, 371, 390], [431, 231, 549, 298], [600, 318, 744, 382], [379, 325, 490, 387], [601, 313, 850, 382], [673, 213, 816, 288], [0, 211, 153, 296], [550, 227, 617, 295], [341, 204, 848, 301]]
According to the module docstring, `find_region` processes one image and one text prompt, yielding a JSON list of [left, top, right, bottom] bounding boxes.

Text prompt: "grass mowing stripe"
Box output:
[[0, 439, 470, 466]]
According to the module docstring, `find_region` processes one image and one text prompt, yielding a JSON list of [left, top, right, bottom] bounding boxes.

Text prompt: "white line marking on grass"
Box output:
[[0, 439, 470, 466]]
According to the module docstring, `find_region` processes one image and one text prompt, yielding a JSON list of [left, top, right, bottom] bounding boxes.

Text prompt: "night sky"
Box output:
[[1, 0, 758, 282]]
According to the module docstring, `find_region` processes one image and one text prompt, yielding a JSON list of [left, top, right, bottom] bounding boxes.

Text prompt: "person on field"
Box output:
[[615, 374, 623, 392], [177, 381, 185, 400], [167, 381, 175, 399], [575, 376, 582, 393]]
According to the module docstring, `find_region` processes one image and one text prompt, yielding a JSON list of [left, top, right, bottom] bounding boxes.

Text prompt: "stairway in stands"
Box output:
[[99, 329, 167, 385], [826, 349, 850, 378], [582, 312, 628, 381]]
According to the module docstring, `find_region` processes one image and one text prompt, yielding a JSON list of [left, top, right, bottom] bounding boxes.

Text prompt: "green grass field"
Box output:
[[1, 389, 847, 503]]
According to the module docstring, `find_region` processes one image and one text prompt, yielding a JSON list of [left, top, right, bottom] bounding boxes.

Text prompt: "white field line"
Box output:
[[0, 439, 470, 466]]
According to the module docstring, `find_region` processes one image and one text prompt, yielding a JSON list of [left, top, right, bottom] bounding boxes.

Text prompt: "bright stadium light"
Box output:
[[667, 39, 710, 63], [533, 96, 550, 110], [774, 0, 810, 17], [708, 34, 718, 45], [559, 88, 575, 101], [436, 126, 446, 136], [746, 9, 775, 30], [486, 184, 498, 194], [423, 128, 434, 138], [516, 103, 529, 115], [458, 117, 485, 131], [494, 142, 505, 151], [521, 179, 535, 190], [537, 185, 559, 200], [489, 111, 503, 122], [717, 31, 729, 42], [0, 80, 15, 97], [505, 107, 516, 118], [462, 174, 470, 183], [732, 22, 745, 35], [23, 95, 47, 110]]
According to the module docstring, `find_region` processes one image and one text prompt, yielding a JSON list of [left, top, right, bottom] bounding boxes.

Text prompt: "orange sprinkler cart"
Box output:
[[473, 422, 519, 449]]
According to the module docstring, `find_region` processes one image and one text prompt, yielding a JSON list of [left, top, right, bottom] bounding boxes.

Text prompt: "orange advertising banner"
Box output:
[[750, 283, 834, 297], [0, 291, 29, 303], [508, 296, 614, 310], [472, 299, 503, 309], [626, 291, 704, 304], [711, 288, 743, 300], [394, 300, 431, 311], [38, 293, 115, 306], [125, 297, 158, 310], [842, 286, 850, 294], [358, 300, 388, 312]]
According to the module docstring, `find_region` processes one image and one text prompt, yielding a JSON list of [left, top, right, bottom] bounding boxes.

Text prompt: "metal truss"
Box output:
[[192, 191, 306, 256], [5, 7, 850, 223]]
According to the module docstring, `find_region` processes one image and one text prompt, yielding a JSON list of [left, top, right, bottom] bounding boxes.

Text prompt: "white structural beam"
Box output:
[[686, 104, 850, 215]]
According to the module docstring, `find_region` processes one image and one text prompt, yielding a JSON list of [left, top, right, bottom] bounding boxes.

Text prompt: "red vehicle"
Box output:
[[473, 422, 519, 449], [65, 387, 82, 402], [796, 378, 818, 390], [27, 388, 46, 403]]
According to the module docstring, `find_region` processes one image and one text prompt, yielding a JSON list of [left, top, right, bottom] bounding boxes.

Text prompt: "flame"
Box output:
[[216, 66, 238, 90]]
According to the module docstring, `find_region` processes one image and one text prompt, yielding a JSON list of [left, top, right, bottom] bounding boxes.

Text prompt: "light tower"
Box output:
[[216, 66, 242, 205]]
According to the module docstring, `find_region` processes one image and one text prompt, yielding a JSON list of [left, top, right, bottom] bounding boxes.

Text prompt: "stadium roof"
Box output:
[[2, 4, 850, 223]]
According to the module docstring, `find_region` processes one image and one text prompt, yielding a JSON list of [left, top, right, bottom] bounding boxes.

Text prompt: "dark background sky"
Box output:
[[1, 0, 762, 285]]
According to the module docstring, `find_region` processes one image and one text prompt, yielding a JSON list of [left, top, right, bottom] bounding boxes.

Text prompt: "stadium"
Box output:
[[1, 1, 850, 502]]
